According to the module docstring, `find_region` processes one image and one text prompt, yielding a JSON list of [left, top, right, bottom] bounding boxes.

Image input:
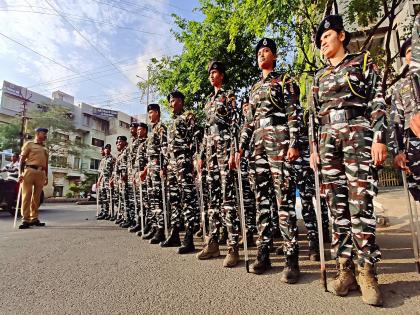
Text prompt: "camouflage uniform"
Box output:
[[100, 154, 115, 217], [411, 13, 420, 102], [201, 88, 239, 246], [239, 71, 300, 256], [166, 109, 198, 230], [235, 105, 257, 233], [126, 136, 141, 223], [289, 113, 329, 245], [391, 73, 420, 200], [134, 137, 151, 226], [311, 51, 387, 267], [113, 146, 129, 219], [146, 121, 168, 230]]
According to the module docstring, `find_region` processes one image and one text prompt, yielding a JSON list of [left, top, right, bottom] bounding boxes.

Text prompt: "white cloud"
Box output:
[[0, 0, 187, 115]]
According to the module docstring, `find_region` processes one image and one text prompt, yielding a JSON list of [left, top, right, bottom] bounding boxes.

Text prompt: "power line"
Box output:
[[0, 31, 116, 91], [0, 7, 164, 35], [44, 0, 137, 87]]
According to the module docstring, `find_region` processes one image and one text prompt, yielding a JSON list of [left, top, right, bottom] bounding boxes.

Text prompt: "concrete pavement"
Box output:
[[0, 190, 419, 314]]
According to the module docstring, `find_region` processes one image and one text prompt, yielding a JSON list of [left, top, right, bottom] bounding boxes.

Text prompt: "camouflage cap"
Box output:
[[129, 122, 139, 128], [315, 15, 350, 49], [116, 135, 127, 141], [138, 122, 148, 130], [104, 144, 111, 149]]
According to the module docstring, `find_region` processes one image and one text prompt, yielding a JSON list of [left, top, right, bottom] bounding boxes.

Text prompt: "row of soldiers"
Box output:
[[93, 14, 420, 308]]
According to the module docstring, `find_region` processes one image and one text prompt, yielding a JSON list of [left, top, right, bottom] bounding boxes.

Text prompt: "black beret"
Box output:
[[255, 38, 277, 57], [167, 90, 185, 102], [116, 135, 127, 141], [208, 60, 228, 84], [147, 103, 160, 113], [315, 15, 350, 49], [400, 37, 412, 57], [104, 144, 111, 149], [129, 122, 139, 128], [35, 127, 48, 133], [139, 122, 148, 130]]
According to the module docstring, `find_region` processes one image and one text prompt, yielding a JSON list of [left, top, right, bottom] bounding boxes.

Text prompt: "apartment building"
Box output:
[[0, 80, 144, 197]]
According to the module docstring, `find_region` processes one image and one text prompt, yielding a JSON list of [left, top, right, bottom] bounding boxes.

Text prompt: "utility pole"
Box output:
[[18, 89, 32, 151], [146, 65, 150, 126]]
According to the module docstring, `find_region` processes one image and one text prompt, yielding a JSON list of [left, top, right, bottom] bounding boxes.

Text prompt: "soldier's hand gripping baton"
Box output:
[[160, 134, 169, 239], [309, 112, 328, 291], [235, 138, 249, 272], [13, 171, 22, 229], [196, 140, 207, 241]]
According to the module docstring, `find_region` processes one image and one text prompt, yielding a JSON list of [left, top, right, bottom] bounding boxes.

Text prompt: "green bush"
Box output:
[[65, 192, 73, 198]]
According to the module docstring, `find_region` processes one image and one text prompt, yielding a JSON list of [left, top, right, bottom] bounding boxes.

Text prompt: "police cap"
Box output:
[[400, 37, 412, 58], [208, 61, 228, 84], [315, 15, 350, 49], [129, 122, 139, 128], [116, 135, 127, 141], [167, 90, 185, 102], [147, 103, 160, 113], [35, 127, 49, 133], [104, 144, 111, 150]]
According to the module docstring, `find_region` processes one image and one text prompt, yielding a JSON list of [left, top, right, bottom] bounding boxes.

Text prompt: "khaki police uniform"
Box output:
[[20, 140, 49, 223]]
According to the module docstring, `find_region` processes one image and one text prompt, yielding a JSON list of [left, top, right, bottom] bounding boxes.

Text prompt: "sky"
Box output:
[[0, 0, 202, 116]]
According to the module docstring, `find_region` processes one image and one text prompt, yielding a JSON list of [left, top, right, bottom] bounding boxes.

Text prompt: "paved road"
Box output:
[[0, 202, 419, 315]]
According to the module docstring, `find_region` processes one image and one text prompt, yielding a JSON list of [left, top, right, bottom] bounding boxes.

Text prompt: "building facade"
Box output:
[[0, 80, 145, 197]]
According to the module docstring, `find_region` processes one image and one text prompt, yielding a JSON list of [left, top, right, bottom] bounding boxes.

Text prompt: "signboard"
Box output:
[[92, 108, 118, 118], [2, 81, 27, 100]]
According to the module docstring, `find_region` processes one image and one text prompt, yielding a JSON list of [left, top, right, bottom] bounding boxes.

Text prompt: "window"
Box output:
[[91, 138, 104, 147], [53, 132, 69, 142], [119, 120, 129, 129], [51, 155, 68, 168], [90, 159, 101, 170], [75, 136, 82, 144], [82, 113, 90, 127], [73, 157, 80, 169]]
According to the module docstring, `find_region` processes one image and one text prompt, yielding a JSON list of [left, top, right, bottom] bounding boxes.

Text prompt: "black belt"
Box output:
[[255, 115, 287, 128], [319, 108, 366, 125], [26, 165, 44, 171]]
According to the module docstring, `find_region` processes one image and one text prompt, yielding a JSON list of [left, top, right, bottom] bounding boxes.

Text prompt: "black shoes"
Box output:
[[30, 219, 46, 227], [19, 222, 31, 229]]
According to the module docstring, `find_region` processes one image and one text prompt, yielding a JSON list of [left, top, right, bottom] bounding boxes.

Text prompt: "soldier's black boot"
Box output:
[[271, 226, 282, 239], [219, 226, 228, 245], [239, 229, 256, 248], [97, 213, 106, 220], [280, 254, 300, 284], [150, 228, 165, 244], [142, 227, 156, 240], [178, 228, 195, 254], [160, 226, 181, 247], [120, 220, 133, 228], [308, 240, 320, 261], [115, 216, 124, 225], [129, 223, 142, 233], [249, 246, 271, 274], [137, 222, 151, 237]]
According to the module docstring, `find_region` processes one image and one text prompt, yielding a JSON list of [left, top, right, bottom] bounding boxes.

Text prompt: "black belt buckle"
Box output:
[[329, 109, 346, 124]]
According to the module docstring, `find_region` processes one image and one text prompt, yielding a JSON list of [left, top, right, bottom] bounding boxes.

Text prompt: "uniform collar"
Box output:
[[172, 108, 184, 118], [260, 70, 279, 82]]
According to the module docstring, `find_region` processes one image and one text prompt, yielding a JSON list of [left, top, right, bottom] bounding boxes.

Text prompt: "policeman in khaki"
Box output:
[[18, 128, 49, 229], [310, 15, 387, 306]]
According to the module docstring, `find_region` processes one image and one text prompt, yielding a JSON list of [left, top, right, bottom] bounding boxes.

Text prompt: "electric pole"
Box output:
[[18, 89, 32, 151]]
